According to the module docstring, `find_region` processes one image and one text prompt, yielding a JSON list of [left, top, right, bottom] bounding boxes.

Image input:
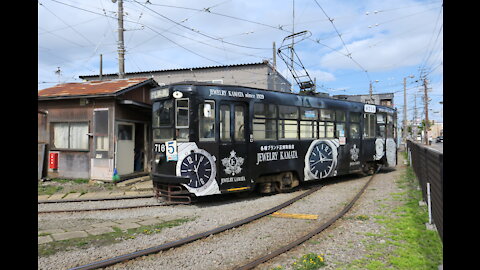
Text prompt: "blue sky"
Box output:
[[38, 0, 443, 122]]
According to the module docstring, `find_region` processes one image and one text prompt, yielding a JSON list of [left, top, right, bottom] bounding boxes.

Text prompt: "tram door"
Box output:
[[218, 102, 249, 190]]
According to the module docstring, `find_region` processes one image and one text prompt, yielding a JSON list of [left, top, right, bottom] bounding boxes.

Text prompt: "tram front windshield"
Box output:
[[152, 98, 190, 141]]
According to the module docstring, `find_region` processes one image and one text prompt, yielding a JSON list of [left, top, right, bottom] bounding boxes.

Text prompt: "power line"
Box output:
[[132, 0, 270, 51]]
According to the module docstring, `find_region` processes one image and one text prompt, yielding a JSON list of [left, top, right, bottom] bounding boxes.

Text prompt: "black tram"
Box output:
[[150, 82, 397, 203]]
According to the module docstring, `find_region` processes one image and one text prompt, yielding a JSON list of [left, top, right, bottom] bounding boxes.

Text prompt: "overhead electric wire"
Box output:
[[131, 0, 270, 50], [311, 0, 370, 83]]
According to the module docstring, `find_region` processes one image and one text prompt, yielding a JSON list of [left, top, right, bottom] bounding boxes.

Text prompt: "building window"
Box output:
[[52, 122, 89, 150], [199, 100, 215, 141], [94, 109, 109, 153]]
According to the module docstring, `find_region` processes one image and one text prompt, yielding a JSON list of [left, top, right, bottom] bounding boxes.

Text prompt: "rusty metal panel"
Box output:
[[38, 77, 150, 98]]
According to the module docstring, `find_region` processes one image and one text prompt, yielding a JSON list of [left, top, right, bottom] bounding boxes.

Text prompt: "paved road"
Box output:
[[427, 142, 443, 153]]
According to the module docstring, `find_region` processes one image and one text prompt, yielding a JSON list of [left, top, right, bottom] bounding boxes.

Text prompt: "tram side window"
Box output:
[[278, 105, 298, 139], [349, 112, 361, 139], [376, 113, 386, 138], [234, 105, 245, 141], [220, 105, 231, 141], [176, 99, 189, 140], [319, 109, 335, 138], [335, 110, 346, 138], [386, 114, 394, 138], [153, 99, 174, 140], [253, 103, 277, 140], [300, 108, 317, 139], [199, 101, 215, 141], [363, 113, 376, 138]]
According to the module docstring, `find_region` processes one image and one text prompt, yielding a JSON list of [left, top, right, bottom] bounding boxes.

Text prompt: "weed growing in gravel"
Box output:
[[292, 253, 326, 269], [343, 165, 443, 269]]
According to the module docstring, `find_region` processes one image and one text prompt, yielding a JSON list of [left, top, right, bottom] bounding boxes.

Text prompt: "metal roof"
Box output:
[[38, 77, 156, 99], [78, 61, 273, 79]]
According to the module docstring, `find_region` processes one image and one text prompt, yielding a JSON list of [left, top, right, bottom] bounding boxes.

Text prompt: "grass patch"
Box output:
[[38, 185, 63, 196], [38, 218, 193, 257], [343, 164, 443, 269]]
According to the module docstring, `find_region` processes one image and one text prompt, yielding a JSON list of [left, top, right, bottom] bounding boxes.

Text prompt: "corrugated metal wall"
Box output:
[[407, 140, 443, 242]]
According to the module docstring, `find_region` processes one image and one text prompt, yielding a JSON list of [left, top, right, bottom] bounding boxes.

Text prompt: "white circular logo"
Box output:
[[172, 91, 183, 98]]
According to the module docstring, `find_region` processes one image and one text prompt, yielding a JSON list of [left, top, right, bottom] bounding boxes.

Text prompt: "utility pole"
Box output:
[[403, 77, 407, 143], [272, 42, 277, 90], [413, 93, 418, 141], [423, 78, 430, 145], [113, 0, 125, 79], [369, 81, 373, 104], [99, 54, 103, 80]]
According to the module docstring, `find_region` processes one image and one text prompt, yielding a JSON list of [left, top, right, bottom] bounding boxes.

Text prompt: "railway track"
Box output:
[[65, 170, 378, 270]]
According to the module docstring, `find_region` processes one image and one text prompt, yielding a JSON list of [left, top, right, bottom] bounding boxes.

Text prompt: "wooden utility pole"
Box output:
[[423, 78, 430, 145], [114, 0, 125, 79]]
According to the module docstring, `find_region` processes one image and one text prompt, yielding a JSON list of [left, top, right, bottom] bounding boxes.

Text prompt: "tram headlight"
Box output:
[[154, 153, 163, 165]]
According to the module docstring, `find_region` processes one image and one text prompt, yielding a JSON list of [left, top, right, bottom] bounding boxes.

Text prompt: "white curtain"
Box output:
[[69, 123, 88, 149], [53, 123, 69, 149]]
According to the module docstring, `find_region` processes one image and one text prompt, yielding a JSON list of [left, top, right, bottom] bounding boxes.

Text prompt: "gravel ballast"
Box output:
[[38, 163, 407, 270]]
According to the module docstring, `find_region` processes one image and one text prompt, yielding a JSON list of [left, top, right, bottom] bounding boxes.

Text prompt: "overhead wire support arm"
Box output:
[[277, 31, 316, 94]]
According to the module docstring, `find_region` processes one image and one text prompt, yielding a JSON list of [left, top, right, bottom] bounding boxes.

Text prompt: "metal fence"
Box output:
[[406, 140, 443, 242]]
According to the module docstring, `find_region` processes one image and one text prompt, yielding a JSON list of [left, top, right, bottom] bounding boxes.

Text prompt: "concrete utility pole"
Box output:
[[272, 41, 277, 90], [403, 77, 407, 142], [403, 75, 414, 143], [99, 54, 103, 80], [413, 93, 418, 141], [369, 82, 373, 104], [113, 0, 125, 79], [423, 78, 430, 145]]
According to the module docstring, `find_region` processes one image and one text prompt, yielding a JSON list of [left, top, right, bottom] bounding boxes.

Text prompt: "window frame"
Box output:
[[253, 102, 277, 141], [152, 99, 174, 141], [198, 100, 216, 142], [278, 105, 299, 140], [50, 121, 90, 151]]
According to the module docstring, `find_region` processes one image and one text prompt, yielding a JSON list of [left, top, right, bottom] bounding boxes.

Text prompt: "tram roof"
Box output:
[[158, 81, 397, 113]]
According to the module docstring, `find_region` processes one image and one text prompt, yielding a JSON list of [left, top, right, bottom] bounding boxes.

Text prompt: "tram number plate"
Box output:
[[154, 143, 165, 153], [165, 141, 178, 162]]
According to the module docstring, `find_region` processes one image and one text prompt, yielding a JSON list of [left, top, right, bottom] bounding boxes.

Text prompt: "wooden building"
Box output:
[[38, 77, 159, 181]]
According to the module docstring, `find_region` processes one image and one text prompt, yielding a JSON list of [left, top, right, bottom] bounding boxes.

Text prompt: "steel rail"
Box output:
[[233, 169, 380, 270], [38, 203, 168, 214], [67, 184, 324, 270], [38, 194, 155, 204]]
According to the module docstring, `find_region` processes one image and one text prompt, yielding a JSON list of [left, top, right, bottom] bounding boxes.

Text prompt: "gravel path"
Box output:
[[107, 174, 371, 270], [256, 166, 406, 270], [38, 164, 402, 270]]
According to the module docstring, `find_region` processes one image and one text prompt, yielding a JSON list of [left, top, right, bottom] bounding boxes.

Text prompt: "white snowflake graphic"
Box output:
[[221, 150, 244, 176], [350, 144, 359, 161]]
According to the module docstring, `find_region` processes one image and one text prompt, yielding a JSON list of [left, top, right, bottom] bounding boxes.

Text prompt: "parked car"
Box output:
[[436, 136, 443, 143]]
